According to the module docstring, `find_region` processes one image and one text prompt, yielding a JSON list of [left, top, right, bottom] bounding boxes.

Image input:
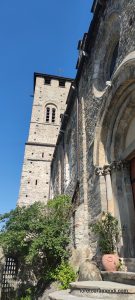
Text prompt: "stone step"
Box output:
[[101, 271, 135, 285], [49, 290, 102, 300], [123, 258, 135, 272], [49, 280, 135, 300], [70, 281, 135, 299]]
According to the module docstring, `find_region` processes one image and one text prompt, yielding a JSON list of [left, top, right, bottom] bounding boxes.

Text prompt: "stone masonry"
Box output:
[[18, 74, 72, 206], [50, 0, 135, 264], [18, 0, 135, 269]]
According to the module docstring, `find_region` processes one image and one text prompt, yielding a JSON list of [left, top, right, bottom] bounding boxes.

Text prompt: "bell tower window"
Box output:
[[45, 104, 57, 123], [46, 107, 50, 122], [52, 108, 56, 123]]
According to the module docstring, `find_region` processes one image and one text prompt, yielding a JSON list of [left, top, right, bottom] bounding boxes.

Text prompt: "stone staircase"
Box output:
[[49, 280, 135, 300], [49, 259, 135, 300]]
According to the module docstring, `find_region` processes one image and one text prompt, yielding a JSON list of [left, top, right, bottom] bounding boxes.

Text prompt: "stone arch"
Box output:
[[94, 51, 135, 166], [93, 10, 120, 95], [93, 52, 135, 257], [126, 118, 135, 151]]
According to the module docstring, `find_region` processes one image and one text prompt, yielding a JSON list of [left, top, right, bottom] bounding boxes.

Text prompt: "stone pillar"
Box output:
[[95, 160, 135, 257], [95, 165, 114, 215], [104, 166, 114, 216], [95, 167, 107, 212]]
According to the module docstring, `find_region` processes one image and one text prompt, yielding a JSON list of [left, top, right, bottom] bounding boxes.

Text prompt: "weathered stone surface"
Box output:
[[49, 281, 135, 300], [50, 0, 135, 261], [70, 281, 135, 299], [78, 259, 102, 282], [101, 271, 135, 285], [17, 0, 135, 272], [17, 75, 72, 207], [123, 258, 135, 272], [49, 290, 101, 300], [38, 282, 60, 300], [69, 247, 92, 273]]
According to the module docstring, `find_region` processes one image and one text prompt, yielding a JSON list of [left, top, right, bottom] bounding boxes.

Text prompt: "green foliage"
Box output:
[[90, 212, 120, 254], [17, 287, 32, 300], [0, 195, 72, 297], [53, 261, 77, 290], [20, 296, 31, 300], [19, 296, 31, 300]]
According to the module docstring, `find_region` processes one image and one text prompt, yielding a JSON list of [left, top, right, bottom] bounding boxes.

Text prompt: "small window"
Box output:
[[52, 108, 56, 123], [35, 180, 37, 185], [59, 80, 65, 87], [46, 107, 50, 122], [42, 153, 44, 158], [45, 78, 51, 85]]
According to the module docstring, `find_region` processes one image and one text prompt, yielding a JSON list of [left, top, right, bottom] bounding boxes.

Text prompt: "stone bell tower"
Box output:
[[18, 73, 73, 207]]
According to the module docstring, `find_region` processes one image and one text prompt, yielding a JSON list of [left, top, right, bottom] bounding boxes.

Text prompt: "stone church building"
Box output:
[[18, 0, 135, 263]]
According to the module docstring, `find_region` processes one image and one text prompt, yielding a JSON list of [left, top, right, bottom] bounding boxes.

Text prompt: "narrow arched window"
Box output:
[[46, 107, 50, 122], [45, 104, 57, 123], [52, 108, 56, 123]]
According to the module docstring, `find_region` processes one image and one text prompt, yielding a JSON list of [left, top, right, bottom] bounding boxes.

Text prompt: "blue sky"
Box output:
[[0, 0, 93, 213]]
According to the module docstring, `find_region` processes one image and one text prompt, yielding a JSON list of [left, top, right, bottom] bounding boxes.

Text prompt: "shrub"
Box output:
[[90, 212, 120, 254], [53, 261, 77, 290], [0, 195, 72, 297]]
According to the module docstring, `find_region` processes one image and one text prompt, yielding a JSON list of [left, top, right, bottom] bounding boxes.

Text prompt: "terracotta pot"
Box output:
[[102, 254, 119, 271]]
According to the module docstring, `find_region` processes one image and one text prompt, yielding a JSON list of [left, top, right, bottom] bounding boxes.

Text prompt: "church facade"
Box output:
[[18, 0, 135, 263]]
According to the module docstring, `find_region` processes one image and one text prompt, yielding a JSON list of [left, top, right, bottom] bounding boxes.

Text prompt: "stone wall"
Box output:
[[18, 75, 72, 207], [50, 0, 135, 259], [51, 93, 78, 198]]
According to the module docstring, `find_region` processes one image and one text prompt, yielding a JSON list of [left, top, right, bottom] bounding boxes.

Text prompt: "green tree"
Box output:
[[0, 195, 73, 298]]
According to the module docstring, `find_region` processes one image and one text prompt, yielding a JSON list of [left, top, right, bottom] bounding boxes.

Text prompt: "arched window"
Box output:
[[52, 108, 56, 123], [45, 104, 56, 123], [46, 107, 50, 122]]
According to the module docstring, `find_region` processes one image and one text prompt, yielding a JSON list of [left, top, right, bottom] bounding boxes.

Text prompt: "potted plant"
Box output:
[[90, 212, 120, 271]]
